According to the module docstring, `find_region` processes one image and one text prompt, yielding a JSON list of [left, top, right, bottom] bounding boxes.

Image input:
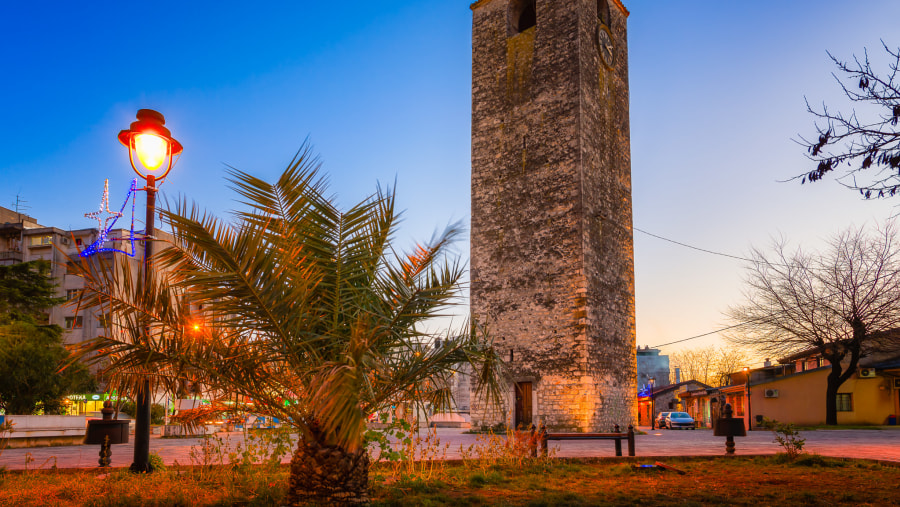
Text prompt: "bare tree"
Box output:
[[670, 345, 749, 388], [727, 222, 900, 424], [797, 43, 900, 198]]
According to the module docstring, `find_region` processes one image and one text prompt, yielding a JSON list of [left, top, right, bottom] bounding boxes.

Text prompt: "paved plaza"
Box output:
[[2, 426, 899, 471]]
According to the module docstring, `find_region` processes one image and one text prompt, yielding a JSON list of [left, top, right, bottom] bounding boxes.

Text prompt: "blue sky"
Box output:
[[3, 1, 900, 362]]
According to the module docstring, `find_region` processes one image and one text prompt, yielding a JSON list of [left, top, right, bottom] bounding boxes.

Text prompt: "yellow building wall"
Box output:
[[750, 370, 827, 426], [835, 376, 895, 425], [750, 369, 897, 426]]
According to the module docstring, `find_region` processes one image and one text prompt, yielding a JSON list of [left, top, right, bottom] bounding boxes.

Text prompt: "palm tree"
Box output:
[[74, 145, 502, 504]]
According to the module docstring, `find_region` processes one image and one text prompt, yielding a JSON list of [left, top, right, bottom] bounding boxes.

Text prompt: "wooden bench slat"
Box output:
[[545, 433, 627, 439], [534, 424, 636, 457]]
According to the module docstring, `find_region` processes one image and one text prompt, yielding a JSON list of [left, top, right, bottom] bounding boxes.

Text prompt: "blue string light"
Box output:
[[80, 179, 138, 258]]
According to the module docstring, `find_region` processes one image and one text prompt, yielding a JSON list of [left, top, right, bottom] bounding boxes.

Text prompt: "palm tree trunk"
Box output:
[[286, 432, 370, 505]]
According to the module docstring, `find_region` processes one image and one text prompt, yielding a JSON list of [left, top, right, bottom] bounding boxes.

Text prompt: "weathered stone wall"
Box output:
[[470, 0, 636, 431]]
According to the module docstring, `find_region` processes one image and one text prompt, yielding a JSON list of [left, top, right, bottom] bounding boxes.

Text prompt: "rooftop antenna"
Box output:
[[11, 193, 31, 221]]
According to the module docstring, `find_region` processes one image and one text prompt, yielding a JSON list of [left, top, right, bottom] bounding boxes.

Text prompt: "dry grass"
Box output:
[[370, 455, 900, 506], [0, 466, 288, 506], [0, 455, 897, 506]]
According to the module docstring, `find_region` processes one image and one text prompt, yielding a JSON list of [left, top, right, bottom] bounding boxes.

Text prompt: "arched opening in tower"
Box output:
[[509, 0, 536, 35], [597, 0, 611, 27]]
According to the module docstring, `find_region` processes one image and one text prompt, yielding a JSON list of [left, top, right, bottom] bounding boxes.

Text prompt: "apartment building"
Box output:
[[1, 205, 147, 346]]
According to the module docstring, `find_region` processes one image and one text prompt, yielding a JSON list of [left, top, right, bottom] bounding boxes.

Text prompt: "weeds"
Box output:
[[23, 451, 57, 471], [148, 451, 167, 472], [458, 424, 555, 475], [468, 470, 505, 487], [366, 414, 451, 481], [792, 454, 846, 468], [187, 425, 294, 473], [761, 417, 805, 459], [365, 413, 413, 464]]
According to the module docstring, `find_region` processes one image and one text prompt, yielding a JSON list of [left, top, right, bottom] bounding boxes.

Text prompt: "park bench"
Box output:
[[532, 424, 636, 457]]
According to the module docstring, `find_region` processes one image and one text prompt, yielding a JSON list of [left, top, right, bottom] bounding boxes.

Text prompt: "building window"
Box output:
[[836, 393, 853, 412], [66, 289, 82, 301], [30, 235, 53, 246], [97, 313, 111, 328], [731, 395, 745, 416], [597, 0, 611, 27], [65, 316, 84, 329], [509, 0, 536, 35]]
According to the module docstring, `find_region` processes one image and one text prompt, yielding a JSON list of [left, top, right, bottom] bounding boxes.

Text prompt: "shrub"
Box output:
[[148, 451, 166, 472], [761, 417, 805, 459], [793, 454, 845, 468]]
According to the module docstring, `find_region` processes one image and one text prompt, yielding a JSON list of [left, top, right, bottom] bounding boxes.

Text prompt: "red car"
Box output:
[[655, 411, 671, 429]]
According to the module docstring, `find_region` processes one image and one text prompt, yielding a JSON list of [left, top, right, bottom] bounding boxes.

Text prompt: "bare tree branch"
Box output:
[[795, 42, 900, 198]]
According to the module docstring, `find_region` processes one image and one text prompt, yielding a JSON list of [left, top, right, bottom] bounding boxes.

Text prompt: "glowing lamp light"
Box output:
[[118, 109, 183, 181], [192, 324, 201, 332], [134, 134, 168, 171]]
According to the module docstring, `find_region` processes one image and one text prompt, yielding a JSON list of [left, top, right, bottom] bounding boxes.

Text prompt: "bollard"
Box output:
[[713, 403, 746, 455], [613, 424, 622, 457], [539, 423, 548, 457], [84, 401, 130, 468], [627, 425, 635, 457], [529, 423, 538, 458]]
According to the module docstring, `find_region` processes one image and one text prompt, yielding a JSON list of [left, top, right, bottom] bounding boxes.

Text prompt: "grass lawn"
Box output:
[[0, 455, 897, 506]]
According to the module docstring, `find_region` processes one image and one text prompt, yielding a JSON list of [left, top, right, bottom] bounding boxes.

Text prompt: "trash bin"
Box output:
[[888, 415, 897, 426]]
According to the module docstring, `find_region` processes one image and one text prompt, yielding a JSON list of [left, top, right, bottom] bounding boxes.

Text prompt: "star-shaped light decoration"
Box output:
[[84, 180, 123, 232], [80, 179, 138, 258]]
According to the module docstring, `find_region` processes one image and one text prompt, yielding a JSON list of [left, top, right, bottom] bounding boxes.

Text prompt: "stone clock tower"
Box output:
[[469, 0, 636, 431]]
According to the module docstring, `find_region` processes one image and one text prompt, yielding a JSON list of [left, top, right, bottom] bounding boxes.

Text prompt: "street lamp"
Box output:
[[742, 366, 752, 431], [649, 377, 656, 429], [119, 109, 182, 473]]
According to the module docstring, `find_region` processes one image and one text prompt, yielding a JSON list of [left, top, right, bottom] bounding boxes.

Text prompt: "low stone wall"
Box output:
[[162, 424, 218, 437], [429, 413, 471, 429], [2, 415, 87, 448]]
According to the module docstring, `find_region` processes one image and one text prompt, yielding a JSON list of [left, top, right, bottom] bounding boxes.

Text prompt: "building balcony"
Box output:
[[0, 251, 24, 263]]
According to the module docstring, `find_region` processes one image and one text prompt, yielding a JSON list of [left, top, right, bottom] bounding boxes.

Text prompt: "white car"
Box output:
[[665, 412, 696, 430]]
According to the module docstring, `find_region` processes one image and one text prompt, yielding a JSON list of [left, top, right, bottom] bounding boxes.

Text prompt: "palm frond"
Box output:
[[71, 145, 505, 452]]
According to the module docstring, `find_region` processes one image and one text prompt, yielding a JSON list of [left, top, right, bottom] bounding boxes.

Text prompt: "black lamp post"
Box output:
[[649, 377, 655, 429], [742, 366, 752, 431], [118, 109, 182, 473]]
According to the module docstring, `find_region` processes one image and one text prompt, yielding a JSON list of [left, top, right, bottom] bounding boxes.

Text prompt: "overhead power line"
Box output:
[[633, 225, 894, 348], [653, 322, 751, 348], [633, 227, 756, 264]]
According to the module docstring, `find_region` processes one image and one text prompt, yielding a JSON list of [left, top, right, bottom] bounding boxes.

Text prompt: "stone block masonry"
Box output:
[[469, 0, 636, 432]]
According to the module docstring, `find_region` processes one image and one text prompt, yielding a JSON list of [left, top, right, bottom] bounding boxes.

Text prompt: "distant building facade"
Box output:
[[677, 348, 900, 428], [0, 205, 144, 346], [0, 205, 169, 415], [638, 380, 709, 427], [636, 345, 670, 391]]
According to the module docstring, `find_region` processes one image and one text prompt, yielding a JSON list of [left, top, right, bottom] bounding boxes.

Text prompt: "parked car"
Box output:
[[665, 412, 696, 430], [655, 411, 671, 429]]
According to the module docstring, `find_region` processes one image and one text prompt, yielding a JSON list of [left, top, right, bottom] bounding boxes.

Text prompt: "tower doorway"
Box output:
[[514, 382, 533, 428]]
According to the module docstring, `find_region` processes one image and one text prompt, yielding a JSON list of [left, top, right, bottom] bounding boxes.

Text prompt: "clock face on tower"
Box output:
[[597, 26, 614, 68]]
